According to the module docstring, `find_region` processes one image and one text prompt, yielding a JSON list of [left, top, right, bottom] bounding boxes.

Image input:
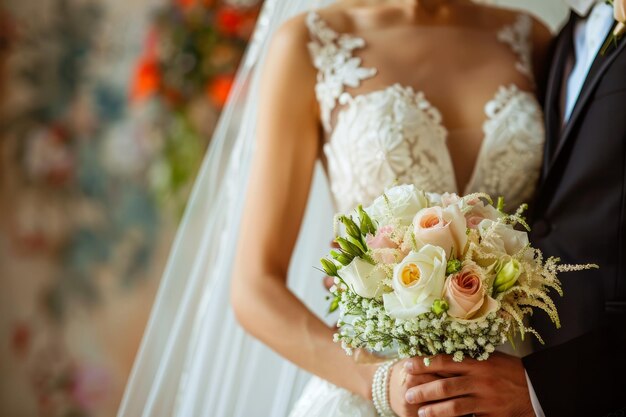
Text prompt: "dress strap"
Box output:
[[305, 12, 377, 132], [497, 14, 534, 80]]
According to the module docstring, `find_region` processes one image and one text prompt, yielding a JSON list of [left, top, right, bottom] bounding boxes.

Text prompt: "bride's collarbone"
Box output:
[[315, 1, 524, 36]]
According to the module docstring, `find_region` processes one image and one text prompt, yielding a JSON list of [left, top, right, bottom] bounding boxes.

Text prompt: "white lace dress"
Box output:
[[289, 11, 545, 417]]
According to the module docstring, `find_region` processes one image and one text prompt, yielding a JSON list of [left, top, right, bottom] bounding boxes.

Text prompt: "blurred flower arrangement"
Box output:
[[0, 0, 261, 416], [131, 0, 261, 205]]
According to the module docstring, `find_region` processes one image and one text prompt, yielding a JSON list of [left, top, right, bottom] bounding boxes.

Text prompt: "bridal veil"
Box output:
[[117, 1, 567, 416]]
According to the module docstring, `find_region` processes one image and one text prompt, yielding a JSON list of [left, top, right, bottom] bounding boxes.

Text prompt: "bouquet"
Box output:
[[321, 185, 595, 362]]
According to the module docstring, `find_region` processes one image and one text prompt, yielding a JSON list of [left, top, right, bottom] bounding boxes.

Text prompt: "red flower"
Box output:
[[216, 7, 244, 36], [11, 322, 31, 358], [207, 74, 235, 107]]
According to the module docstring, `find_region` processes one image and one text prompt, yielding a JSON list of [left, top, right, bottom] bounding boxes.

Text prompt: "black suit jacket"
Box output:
[[522, 14, 626, 417]]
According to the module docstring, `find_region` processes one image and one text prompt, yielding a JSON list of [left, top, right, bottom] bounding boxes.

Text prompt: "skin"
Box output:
[[404, 353, 534, 417], [231, 1, 552, 415]]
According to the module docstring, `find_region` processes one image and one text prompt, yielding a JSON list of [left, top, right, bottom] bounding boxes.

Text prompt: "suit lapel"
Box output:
[[545, 23, 626, 176], [542, 15, 576, 176]]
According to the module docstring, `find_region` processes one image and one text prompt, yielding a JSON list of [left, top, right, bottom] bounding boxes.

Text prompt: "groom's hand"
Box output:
[[404, 353, 535, 417]]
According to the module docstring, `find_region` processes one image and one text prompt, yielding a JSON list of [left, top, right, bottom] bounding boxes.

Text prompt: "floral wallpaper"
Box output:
[[0, 0, 261, 416]]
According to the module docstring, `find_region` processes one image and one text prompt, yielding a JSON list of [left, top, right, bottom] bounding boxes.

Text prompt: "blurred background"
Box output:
[[0, 0, 263, 415]]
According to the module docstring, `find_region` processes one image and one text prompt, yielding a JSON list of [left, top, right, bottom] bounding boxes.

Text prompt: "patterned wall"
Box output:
[[0, 1, 260, 416]]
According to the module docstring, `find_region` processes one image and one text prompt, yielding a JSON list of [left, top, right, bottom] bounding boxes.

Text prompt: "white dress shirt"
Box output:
[[564, 2, 616, 122], [523, 3, 616, 417]]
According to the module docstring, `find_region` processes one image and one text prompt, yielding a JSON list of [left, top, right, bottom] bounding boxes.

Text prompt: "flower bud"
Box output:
[[340, 216, 362, 240], [431, 299, 450, 316], [357, 205, 376, 235], [331, 250, 352, 266], [336, 237, 363, 257], [321, 258, 339, 277], [446, 259, 463, 275], [493, 259, 521, 294], [347, 235, 367, 254]]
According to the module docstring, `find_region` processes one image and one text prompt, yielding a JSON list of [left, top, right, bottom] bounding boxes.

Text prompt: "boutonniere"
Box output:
[[601, 0, 626, 55]]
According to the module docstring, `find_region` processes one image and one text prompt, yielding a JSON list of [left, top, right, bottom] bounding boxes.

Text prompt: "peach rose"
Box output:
[[413, 205, 468, 259], [444, 263, 499, 321], [615, 0, 625, 23]]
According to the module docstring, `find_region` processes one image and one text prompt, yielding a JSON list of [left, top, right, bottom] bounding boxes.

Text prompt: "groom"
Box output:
[[404, 1, 626, 416]]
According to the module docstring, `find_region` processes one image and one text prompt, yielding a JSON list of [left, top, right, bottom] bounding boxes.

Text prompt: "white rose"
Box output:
[[478, 219, 529, 256], [365, 184, 429, 227], [339, 258, 388, 299], [383, 245, 447, 320]]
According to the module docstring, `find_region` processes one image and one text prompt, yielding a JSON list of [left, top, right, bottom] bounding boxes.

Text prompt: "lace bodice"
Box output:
[[306, 12, 545, 214]]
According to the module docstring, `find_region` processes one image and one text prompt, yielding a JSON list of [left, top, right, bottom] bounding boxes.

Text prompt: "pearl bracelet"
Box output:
[[371, 359, 399, 417]]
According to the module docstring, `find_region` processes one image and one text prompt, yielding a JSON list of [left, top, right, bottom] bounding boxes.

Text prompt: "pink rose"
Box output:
[[366, 226, 398, 250], [413, 205, 468, 259], [367, 226, 407, 264], [444, 264, 498, 320]]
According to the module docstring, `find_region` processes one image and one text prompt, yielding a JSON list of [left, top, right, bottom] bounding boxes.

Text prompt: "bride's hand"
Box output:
[[389, 360, 441, 417]]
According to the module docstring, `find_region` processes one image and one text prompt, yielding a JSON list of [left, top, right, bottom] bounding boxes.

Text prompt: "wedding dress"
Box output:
[[288, 10, 544, 417]]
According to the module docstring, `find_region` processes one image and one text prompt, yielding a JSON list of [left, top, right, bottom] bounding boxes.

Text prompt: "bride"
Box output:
[[118, 1, 564, 416]]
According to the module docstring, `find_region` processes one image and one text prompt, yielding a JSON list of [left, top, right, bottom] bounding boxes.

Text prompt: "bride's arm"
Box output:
[[230, 16, 377, 400]]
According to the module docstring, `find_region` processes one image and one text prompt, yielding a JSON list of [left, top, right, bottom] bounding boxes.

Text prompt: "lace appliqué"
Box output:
[[497, 14, 534, 80], [306, 12, 377, 132], [467, 84, 544, 208], [325, 84, 456, 213]]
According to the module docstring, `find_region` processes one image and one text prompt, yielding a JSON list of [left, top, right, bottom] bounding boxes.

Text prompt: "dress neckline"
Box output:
[[306, 11, 536, 195]]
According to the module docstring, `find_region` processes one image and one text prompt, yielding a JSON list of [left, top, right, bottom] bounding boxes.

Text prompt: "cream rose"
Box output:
[[444, 263, 498, 320], [413, 205, 468, 259], [383, 245, 447, 319], [615, 0, 625, 23], [339, 258, 387, 299], [366, 185, 429, 227], [478, 219, 529, 256], [426, 192, 461, 208], [465, 201, 503, 230]]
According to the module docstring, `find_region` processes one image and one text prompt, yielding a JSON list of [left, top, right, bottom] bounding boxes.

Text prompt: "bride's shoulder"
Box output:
[[477, 6, 552, 46], [270, 6, 350, 46]]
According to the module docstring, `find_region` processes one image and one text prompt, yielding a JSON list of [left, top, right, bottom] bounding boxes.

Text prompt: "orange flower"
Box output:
[[130, 30, 161, 103], [130, 56, 160, 103], [207, 74, 234, 107]]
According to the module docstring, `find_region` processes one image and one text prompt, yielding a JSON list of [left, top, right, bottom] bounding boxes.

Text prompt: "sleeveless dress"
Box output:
[[289, 11, 545, 417]]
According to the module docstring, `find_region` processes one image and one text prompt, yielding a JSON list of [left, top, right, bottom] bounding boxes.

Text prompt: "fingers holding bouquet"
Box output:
[[403, 353, 533, 417]]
